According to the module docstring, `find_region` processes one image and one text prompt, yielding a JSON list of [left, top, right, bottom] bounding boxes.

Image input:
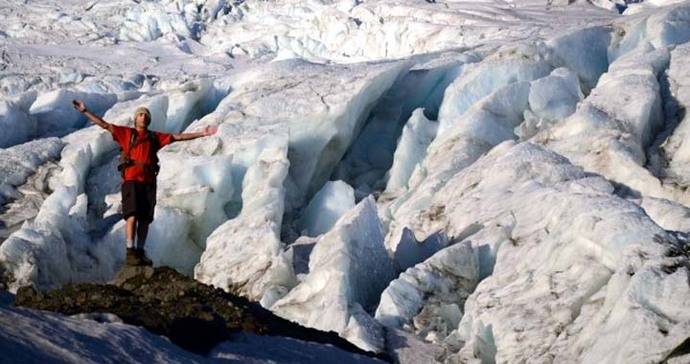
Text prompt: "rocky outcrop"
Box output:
[[15, 266, 387, 361], [0, 264, 12, 292]]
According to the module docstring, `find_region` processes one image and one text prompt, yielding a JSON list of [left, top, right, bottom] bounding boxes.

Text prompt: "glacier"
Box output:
[[2, 0, 690, 363]]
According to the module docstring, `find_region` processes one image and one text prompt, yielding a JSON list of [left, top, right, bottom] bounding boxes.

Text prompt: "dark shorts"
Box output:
[[121, 181, 157, 223]]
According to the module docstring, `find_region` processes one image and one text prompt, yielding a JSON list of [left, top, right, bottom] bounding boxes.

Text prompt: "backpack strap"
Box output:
[[117, 129, 160, 178], [147, 130, 160, 176]]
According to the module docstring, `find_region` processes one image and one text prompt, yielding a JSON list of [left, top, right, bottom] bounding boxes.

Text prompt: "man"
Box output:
[[72, 100, 218, 266]]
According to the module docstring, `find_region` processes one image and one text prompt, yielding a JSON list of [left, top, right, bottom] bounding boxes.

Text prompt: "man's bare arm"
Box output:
[[72, 100, 114, 133], [172, 125, 218, 141]]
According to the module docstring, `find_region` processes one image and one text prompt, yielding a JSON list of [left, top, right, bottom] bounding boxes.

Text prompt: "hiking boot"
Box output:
[[137, 249, 153, 266], [126, 248, 152, 266], [126, 248, 141, 266]]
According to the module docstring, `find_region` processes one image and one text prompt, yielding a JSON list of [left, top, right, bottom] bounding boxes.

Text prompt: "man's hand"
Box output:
[[73, 99, 113, 132], [203, 125, 219, 137], [172, 125, 219, 142], [72, 100, 87, 113]]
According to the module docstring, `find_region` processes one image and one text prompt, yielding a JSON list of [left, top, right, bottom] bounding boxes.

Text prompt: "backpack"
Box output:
[[117, 129, 160, 178]]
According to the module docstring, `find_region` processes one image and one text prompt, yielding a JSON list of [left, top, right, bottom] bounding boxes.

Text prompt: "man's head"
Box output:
[[134, 107, 152, 129]]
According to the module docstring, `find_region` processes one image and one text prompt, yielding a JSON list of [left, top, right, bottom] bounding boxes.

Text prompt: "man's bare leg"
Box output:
[[125, 216, 137, 249]]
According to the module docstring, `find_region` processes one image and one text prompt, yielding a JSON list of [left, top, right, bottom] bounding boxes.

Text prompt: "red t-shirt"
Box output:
[[111, 125, 174, 183]]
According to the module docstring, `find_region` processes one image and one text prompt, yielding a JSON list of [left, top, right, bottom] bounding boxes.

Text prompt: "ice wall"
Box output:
[[0, 138, 63, 207], [537, 45, 682, 202], [30, 90, 117, 138], [660, 43, 690, 185], [385, 48, 553, 255], [384, 109, 438, 194], [331, 54, 473, 196], [271, 197, 397, 352], [381, 142, 690, 363], [195, 131, 296, 303], [297, 180, 355, 237], [0, 92, 38, 148]]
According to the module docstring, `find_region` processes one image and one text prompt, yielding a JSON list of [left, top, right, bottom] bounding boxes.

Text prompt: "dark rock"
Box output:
[[0, 263, 13, 291], [15, 266, 388, 361]]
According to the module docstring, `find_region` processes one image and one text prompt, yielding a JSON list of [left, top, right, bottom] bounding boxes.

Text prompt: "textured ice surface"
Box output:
[[385, 109, 438, 194], [3, 1, 690, 361], [198, 0, 617, 62], [536, 44, 683, 203], [376, 241, 478, 343], [0, 138, 63, 206], [660, 43, 690, 185], [384, 141, 690, 363], [271, 197, 396, 352], [385, 48, 552, 254], [0, 92, 38, 148], [298, 180, 355, 237], [545, 26, 611, 92], [195, 132, 296, 303], [517, 67, 584, 139]]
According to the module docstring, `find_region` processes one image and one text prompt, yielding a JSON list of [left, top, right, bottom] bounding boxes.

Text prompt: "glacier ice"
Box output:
[[659, 43, 690, 185], [381, 141, 690, 363], [535, 44, 686, 204], [0, 92, 38, 148], [270, 197, 396, 352], [0, 138, 63, 206], [29, 89, 117, 137], [376, 241, 478, 342], [437, 45, 552, 134], [3, 1, 690, 361], [332, 54, 474, 195], [385, 109, 438, 194], [0, 126, 123, 291], [297, 180, 355, 238], [609, 4, 690, 62], [545, 26, 611, 92], [385, 53, 548, 256], [195, 132, 296, 303], [518, 67, 584, 139]]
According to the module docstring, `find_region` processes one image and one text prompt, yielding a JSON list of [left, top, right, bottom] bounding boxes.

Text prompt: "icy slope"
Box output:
[[377, 141, 690, 363], [200, 0, 617, 62], [271, 197, 396, 352], [2, 0, 690, 362]]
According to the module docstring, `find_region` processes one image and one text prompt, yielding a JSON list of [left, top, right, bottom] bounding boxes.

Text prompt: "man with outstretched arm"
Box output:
[[72, 100, 218, 266]]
